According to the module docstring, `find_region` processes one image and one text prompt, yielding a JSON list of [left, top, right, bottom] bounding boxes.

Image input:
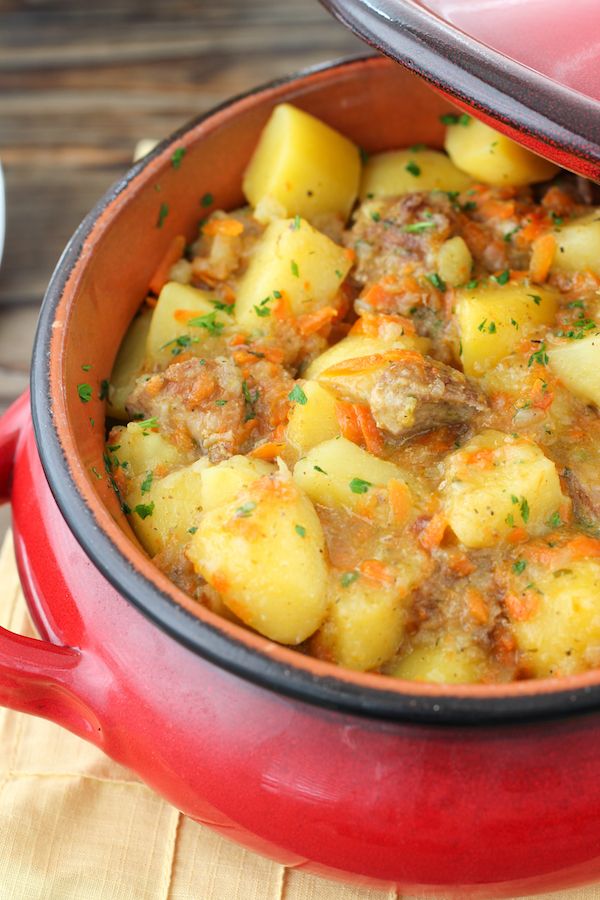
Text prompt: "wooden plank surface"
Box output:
[[0, 0, 363, 539]]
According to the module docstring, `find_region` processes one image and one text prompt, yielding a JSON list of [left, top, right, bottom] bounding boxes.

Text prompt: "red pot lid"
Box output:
[[321, 0, 600, 180]]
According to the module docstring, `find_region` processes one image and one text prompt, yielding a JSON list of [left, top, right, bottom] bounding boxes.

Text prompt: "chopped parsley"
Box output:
[[91, 466, 103, 480], [403, 221, 437, 234], [81, 364, 91, 372], [547, 511, 563, 528], [349, 477, 372, 494], [187, 526, 198, 535], [288, 384, 308, 405], [273, 290, 282, 298], [100, 379, 110, 401], [492, 269, 510, 286], [134, 502, 155, 520], [465, 279, 479, 290], [462, 200, 477, 212], [510, 318, 519, 330], [242, 380, 259, 421], [236, 501, 257, 518], [505, 513, 515, 527], [200, 192, 214, 207], [440, 113, 471, 126], [528, 343, 549, 368], [292, 215, 301, 230], [187, 311, 224, 335], [212, 299, 234, 314], [568, 299, 584, 309], [340, 571, 360, 587], [512, 559, 527, 575], [160, 333, 198, 355], [427, 272, 446, 291], [77, 383, 92, 403], [478, 319, 496, 334], [215, 399, 228, 406], [528, 293, 542, 306], [156, 202, 169, 228], [359, 147, 370, 164], [141, 472, 154, 495], [520, 497, 530, 524], [370, 211, 381, 222], [290, 259, 299, 277], [171, 147, 186, 169], [503, 226, 520, 243], [136, 416, 159, 435], [314, 465, 327, 475], [335, 269, 343, 279], [295, 524, 306, 538], [550, 211, 564, 226], [405, 160, 421, 177]]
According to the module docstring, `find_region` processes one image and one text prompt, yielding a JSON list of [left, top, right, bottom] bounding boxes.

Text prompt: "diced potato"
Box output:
[[436, 236, 473, 287], [360, 148, 471, 200], [305, 332, 430, 379], [234, 217, 351, 334], [388, 632, 489, 683], [146, 281, 231, 367], [286, 381, 340, 455], [107, 309, 152, 420], [242, 103, 360, 223], [187, 474, 328, 644], [445, 117, 559, 187], [511, 560, 600, 677], [442, 430, 567, 549], [551, 213, 600, 276], [199, 455, 274, 512], [293, 437, 410, 520], [312, 575, 409, 671], [127, 459, 209, 556], [108, 421, 187, 478], [549, 333, 600, 408], [456, 282, 559, 376]]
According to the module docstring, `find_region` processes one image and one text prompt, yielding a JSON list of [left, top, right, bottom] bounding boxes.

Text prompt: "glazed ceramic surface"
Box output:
[[2, 57, 600, 897]]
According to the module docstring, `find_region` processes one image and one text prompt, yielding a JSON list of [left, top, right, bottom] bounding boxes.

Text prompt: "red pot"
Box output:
[[2, 57, 600, 898]]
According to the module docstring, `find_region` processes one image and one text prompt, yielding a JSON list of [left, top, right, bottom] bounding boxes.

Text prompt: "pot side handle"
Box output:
[[0, 392, 85, 730]]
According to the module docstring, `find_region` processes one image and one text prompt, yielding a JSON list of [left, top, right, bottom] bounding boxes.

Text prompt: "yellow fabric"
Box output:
[[1, 531, 599, 900]]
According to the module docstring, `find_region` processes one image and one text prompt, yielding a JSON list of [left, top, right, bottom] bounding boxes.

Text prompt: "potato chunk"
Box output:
[[549, 333, 600, 408], [312, 575, 410, 671], [107, 309, 152, 420], [127, 459, 209, 556], [510, 559, 600, 677], [286, 381, 340, 456], [242, 103, 360, 223], [444, 117, 558, 187], [551, 213, 600, 276], [436, 236, 473, 287], [108, 420, 187, 478], [388, 633, 489, 684], [456, 282, 559, 376], [293, 437, 410, 521], [187, 474, 328, 644], [234, 217, 351, 334], [199, 455, 274, 512], [360, 148, 471, 200], [442, 430, 567, 549], [305, 332, 430, 379], [147, 282, 231, 367]]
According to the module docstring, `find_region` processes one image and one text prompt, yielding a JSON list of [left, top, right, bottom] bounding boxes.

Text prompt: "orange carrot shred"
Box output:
[[466, 587, 489, 625], [202, 218, 244, 237], [354, 404, 384, 456], [388, 478, 411, 527], [297, 306, 337, 336], [148, 234, 186, 296], [248, 441, 286, 461], [335, 401, 362, 445], [418, 513, 448, 551], [359, 559, 396, 585], [529, 233, 556, 284]]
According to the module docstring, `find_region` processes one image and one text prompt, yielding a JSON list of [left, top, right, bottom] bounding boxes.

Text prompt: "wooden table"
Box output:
[[0, 0, 363, 537]]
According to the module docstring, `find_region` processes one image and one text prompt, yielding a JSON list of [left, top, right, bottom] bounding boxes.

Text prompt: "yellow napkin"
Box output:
[[0, 531, 599, 900]]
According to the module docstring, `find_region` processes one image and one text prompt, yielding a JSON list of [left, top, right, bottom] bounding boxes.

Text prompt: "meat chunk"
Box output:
[[318, 350, 487, 441], [563, 465, 600, 534]]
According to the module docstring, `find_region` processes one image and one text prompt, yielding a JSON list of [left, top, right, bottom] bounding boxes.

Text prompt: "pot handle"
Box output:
[[0, 392, 85, 728]]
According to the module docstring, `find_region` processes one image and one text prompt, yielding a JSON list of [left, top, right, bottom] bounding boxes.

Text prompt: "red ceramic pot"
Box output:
[[2, 57, 600, 898]]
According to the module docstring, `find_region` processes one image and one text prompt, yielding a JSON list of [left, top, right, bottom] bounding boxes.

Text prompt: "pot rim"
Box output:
[[30, 54, 600, 726]]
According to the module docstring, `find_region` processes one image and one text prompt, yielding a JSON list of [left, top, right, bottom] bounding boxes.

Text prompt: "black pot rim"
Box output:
[[31, 54, 600, 728]]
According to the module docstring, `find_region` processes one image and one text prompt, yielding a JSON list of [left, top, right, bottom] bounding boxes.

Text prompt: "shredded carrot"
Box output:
[[174, 308, 203, 325], [447, 552, 476, 577], [148, 234, 186, 296], [273, 292, 292, 320], [344, 247, 356, 263], [354, 404, 384, 456], [359, 559, 396, 585], [531, 377, 554, 411], [463, 447, 495, 469], [506, 526, 529, 545], [297, 306, 338, 336], [335, 401, 362, 444], [362, 283, 392, 309], [248, 441, 286, 461], [350, 312, 416, 337], [480, 198, 515, 220], [466, 587, 489, 625], [526, 534, 600, 568], [529, 233, 556, 284], [323, 349, 423, 378], [228, 333, 247, 347], [387, 478, 411, 527], [418, 513, 447, 551], [504, 590, 539, 622], [202, 218, 244, 237]]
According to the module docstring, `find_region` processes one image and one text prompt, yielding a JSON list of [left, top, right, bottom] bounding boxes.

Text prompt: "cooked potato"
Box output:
[[312, 574, 410, 671], [388, 632, 489, 683], [360, 148, 471, 200], [549, 333, 600, 408], [442, 430, 567, 549], [436, 236, 473, 287], [286, 380, 340, 456], [242, 103, 360, 222], [293, 437, 410, 521], [199, 455, 274, 511], [107, 309, 152, 420], [234, 217, 351, 334], [305, 332, 430, 379], [510, 559, 600, 677], [187, 474, 328, 644], [456, 282, 559, 376], [445, 117, 558, 187], [551, 213, 600, 276], [108, 421, 187, 478], [146, 282, 231, 367], [127, 459, 209, 556]]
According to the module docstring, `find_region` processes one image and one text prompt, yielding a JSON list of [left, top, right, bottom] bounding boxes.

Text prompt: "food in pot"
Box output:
[[102, 103, 600, 684]]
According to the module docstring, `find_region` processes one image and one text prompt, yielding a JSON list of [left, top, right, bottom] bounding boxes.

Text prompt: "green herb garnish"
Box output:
[[349, 477, 372, 494], [134, 502, 155, 520], [171, 147, 186, 169], [288, 384, 308, 405], [341, 571, 360, 587], [405, 160, 421, 177], [77, 383, 92, 403], [141, 472, 154, 495], [295, 524, 306, 538], [156, 202, 169, 228]]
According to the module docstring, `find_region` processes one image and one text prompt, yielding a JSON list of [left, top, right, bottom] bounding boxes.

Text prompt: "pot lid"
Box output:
[[321, 0, 600, 180]]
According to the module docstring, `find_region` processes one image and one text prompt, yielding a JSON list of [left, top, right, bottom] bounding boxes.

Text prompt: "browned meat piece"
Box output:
[[318, 350, 487, 441], [127, 354, 294, 462], [563, 466, 600, 534]]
